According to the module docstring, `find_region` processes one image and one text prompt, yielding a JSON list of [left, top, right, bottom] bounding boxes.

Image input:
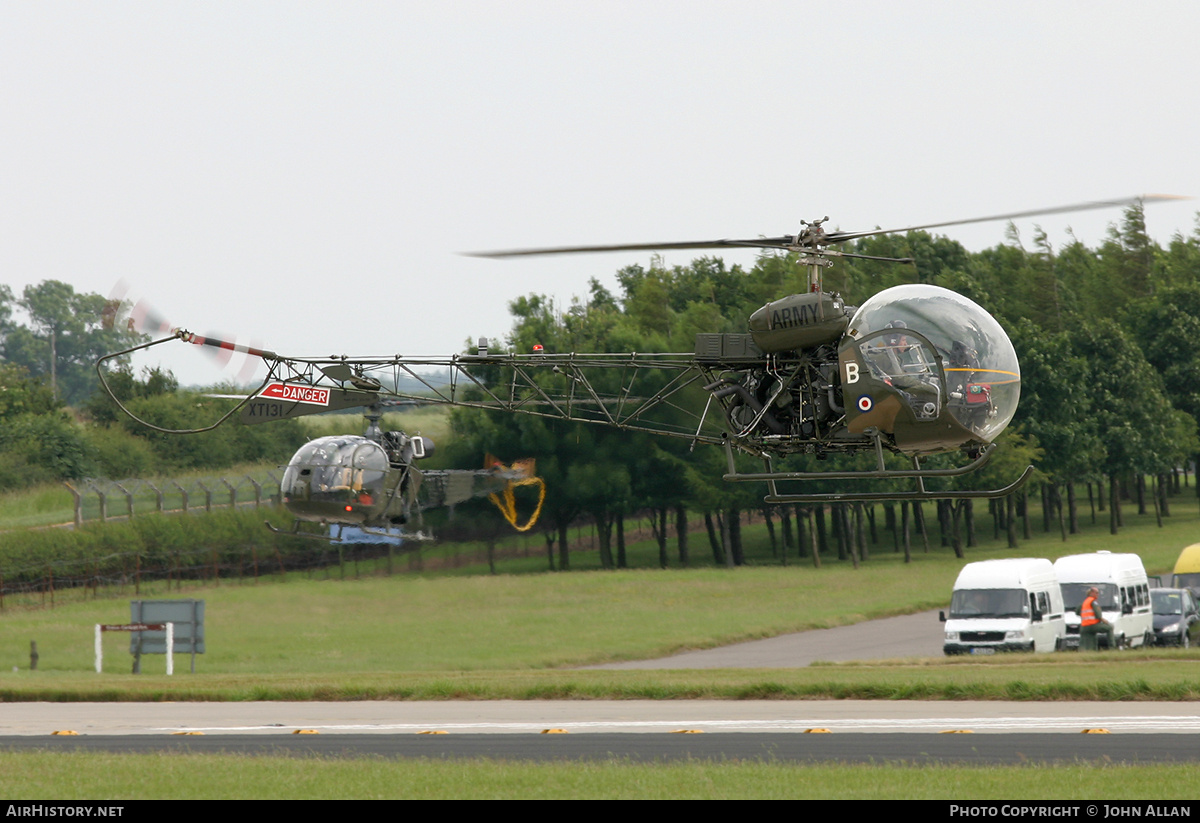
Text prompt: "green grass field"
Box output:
[[2, 481, 1200, 797], [2, 753, 1197, 800], [1, 488, 1199, 699]]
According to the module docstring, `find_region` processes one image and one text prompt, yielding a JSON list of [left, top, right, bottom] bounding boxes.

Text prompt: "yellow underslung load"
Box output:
[[484, 455, 546, 532]]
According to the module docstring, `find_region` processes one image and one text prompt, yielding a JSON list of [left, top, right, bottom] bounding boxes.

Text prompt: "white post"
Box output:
[[165, 622, 174, 676], [94, 624, 102, 673]]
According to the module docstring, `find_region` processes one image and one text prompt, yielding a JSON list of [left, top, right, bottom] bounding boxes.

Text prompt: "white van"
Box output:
[[1054, 551, 1152, 650], [941, 558, 1066, 655]]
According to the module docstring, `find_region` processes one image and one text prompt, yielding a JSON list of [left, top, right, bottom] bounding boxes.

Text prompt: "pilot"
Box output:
[[947, 339, 992, 432], [864, 322, 908, 378], [949, 340, 979, 370], [884, 320, 909, 349], [884, 320, 932, 375], [871, 321, 938, 418]]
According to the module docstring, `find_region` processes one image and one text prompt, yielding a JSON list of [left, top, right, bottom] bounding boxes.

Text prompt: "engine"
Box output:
[[698, 341, 845, 449], [695, 291, 855, 451]]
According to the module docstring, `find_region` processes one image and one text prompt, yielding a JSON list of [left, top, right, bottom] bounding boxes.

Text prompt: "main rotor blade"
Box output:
[[824, 194, 1190, 243], [464, 238, 797, 258], [465, 195, 1190, 259]]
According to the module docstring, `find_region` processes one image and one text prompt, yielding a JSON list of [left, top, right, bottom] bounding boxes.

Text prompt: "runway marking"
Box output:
[[152, 715, 1200, 735]]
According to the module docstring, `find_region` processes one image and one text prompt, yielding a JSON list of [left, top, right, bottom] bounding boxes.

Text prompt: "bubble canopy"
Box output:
[[282, 436, 389, 501], [846, 284, 1020, 443]]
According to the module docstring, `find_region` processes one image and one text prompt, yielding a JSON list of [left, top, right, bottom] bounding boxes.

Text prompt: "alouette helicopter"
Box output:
[[98, 196, 1181, 506], [98, 294, 545, 544], [270, 401, 544, 543]]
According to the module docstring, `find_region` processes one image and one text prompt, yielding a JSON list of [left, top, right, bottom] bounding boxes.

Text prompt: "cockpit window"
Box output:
[[858, 329, 943, 419], [848, 284, 1019, 440], [283, 436, 389, 499]]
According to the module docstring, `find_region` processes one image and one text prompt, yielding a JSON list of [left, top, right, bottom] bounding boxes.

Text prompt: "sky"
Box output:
[[2, 1, 1199, 386]]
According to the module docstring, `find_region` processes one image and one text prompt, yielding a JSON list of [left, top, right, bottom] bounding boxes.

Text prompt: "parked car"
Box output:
[[1150, 588, 1200, 648]]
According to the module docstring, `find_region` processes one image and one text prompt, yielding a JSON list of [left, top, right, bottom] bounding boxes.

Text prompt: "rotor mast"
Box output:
[[795, 216, 833, 293]]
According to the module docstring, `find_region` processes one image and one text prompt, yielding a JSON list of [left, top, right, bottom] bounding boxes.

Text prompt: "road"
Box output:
[[586, 609, 946, 669]]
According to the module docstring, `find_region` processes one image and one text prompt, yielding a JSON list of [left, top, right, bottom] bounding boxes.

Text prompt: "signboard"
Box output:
[[101, 623, 163, 632], [130, 600, 205, 654], [129, 599, 205, 674], [259, 382, 331, 406]]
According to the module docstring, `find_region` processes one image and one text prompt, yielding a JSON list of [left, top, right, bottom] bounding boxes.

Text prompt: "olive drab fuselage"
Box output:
[[702, 283, 1020, 459], [836, 284, 1020, 455]]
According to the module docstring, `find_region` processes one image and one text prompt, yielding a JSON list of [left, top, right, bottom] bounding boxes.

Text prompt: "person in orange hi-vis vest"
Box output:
[[1080, 586, 1114, 651]]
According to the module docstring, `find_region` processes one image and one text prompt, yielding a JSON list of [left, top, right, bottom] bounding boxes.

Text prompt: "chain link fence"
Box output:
[[64, 470, 283, 525]]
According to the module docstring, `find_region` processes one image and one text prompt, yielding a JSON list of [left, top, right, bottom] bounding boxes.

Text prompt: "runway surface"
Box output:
[[4, 700, 1200, 735], [3, 702, 1200, 762]]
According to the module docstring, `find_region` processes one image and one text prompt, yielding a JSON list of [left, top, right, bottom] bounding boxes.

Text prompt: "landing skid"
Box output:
[[722, 434, 1033, 505], [264, 520, 433, 544], [265, 520, 330, 540]]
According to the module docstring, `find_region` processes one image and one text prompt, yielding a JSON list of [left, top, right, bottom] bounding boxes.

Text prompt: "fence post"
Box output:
[[171, 482, 188, 514], [86, 480, 108, 522], [148, 480, 163, 513], [65, 482, 83, 527], [195, 481, 213, 513], [112, 481, 134, 520], [246, 475, 263, 507]]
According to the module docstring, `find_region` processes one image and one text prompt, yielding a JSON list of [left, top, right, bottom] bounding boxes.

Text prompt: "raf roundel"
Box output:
[[857, 395, 873, 413]]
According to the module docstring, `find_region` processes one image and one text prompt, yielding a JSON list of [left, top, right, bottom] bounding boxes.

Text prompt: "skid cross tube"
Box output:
[[720, 435, 1031, 504], [761, 465, 1034, 504], [723, 442, 997, 483]]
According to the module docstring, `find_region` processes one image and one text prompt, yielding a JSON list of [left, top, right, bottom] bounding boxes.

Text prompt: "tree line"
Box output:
[[4, 205, 1198, 566], [0, 283, 306, 489]]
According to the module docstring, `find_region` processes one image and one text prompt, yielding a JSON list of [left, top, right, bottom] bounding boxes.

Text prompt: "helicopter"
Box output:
[[97, 298, 546, 544], [270, 402, 545, 543], [98, 196, 1183, 505]]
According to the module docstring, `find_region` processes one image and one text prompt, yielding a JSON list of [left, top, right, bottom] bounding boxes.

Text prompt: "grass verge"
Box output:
[[0, 753, 1195, 800], [2, 654, 1200, 702]]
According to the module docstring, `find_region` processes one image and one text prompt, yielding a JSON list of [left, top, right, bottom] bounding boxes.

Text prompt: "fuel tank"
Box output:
[[747, 292, 850, 353]]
